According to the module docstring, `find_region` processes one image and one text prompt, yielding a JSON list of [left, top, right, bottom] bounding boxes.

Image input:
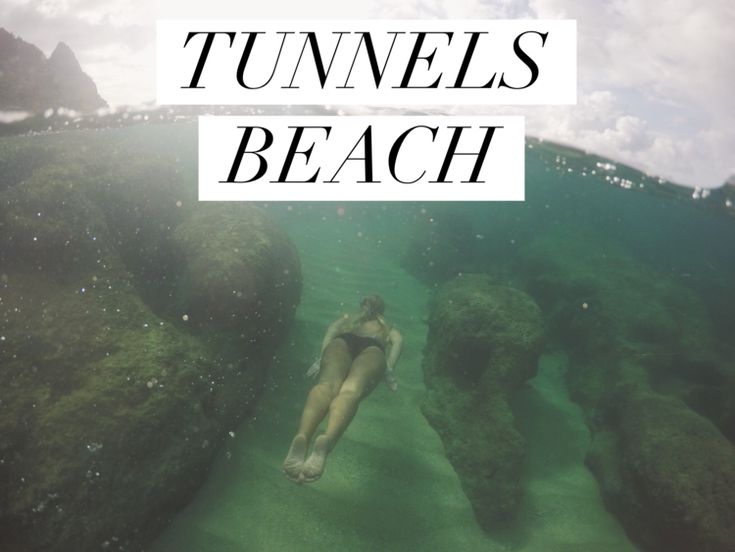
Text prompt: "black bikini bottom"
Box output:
[[336, 333, 384, 358]]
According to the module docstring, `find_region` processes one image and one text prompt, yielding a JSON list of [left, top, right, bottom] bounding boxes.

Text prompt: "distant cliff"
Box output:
[[0, 28, 107, 112]]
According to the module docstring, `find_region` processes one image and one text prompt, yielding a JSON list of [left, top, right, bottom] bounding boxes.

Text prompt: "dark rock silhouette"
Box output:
[[422, 274, 545, 527], [0, 28, 107, 112], [46, 41, 107, 111]]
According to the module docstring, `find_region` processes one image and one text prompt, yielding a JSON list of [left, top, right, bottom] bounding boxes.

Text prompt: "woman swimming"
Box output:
[[282, 294, 403, 483]]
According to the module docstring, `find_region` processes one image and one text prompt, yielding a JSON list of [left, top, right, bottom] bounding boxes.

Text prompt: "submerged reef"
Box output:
[[515, 229, 735, 552], [0, 140, 301, 551], [588, 381, 735, 552], [421, 274, 545, 527], [171, 205, 301, 349]]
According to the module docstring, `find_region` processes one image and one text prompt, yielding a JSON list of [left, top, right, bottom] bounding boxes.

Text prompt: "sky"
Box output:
[[1, 0, 733, 189]]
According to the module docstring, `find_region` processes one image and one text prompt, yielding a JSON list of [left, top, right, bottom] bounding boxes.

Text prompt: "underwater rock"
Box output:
[[516, 230, 735, 551], [588, 382, 735, 552], [422, 274, 545, 527], [0, 164, 115, 281], [172, 204, 301, 350], [515, 230, 735, 434], [0, 155, 301, 550]]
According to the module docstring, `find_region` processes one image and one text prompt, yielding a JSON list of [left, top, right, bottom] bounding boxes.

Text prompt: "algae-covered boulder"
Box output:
[[588, 383, 735, 552], [0, 271, 225, 551], [0, 149, 301, 551], [422, 274, 545, 527], [172, 204, 301, 351], [0, 164, 114, 280], [515, 230, 735, 436], [515, 229, 735, 551]]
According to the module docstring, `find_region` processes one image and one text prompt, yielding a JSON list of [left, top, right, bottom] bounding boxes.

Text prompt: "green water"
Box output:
[[152, 213, 499, 551], [2, 122, 734, 551], [150, 211, 635, 551]]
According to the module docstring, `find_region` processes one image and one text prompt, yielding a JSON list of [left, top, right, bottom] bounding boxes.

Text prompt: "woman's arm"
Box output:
[[320, 315, 349, 353], [384, 328, 403, 391], [307, 315, 350, 378], [385, 328, 403, 370]]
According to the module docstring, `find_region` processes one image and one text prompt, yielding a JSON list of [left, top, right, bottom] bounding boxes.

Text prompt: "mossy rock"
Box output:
[[0, 144, 301, 551], [597, 386, 735, 552], [422, 274, 545, 528], [516, 229, 734, 436], [515, 229, 735, 551], [0, 164, 114, 281], [171, 204, 301, 351], [427, 274, 545, 391]]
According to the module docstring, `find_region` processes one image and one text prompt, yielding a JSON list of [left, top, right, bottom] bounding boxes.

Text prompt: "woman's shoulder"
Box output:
[[378, 316, 396, 333]]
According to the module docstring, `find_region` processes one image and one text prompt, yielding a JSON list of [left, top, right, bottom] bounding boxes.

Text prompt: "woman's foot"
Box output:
[[283, 434, 307, 482], [301, 434, 330, 483]]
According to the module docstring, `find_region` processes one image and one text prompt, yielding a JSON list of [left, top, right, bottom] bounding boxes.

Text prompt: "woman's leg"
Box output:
[[297, 339, 352, 441], [301, 346, 386, 481], [283, 339, 351, 479]]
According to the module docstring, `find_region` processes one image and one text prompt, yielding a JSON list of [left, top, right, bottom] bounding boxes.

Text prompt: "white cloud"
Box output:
[[534, 0, 735, 187], [402, 0, 735, 187], [373, 0, 533, 18]]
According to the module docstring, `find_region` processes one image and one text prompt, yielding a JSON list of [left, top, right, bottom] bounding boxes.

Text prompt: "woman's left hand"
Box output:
[[385, 372, 398, 391], [306, 358, 321, 378]]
